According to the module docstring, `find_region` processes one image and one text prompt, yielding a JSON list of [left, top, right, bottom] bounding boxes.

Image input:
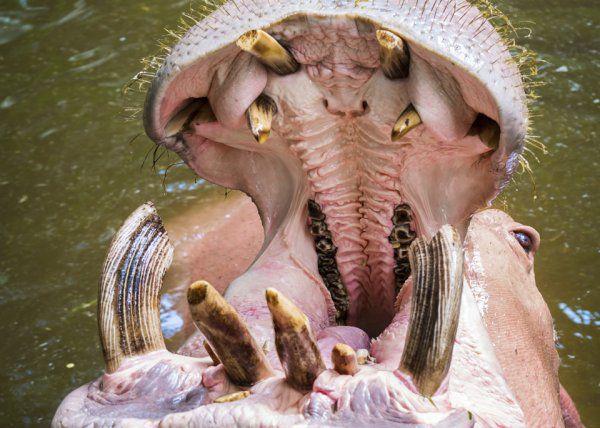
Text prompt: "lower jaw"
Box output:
[[217, 192, 469, 340]]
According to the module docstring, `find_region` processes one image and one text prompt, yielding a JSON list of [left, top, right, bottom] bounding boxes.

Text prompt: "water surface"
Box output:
[[0, 0, 597, 425]]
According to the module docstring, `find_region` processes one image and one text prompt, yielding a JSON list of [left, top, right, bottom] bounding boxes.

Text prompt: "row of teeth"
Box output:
[[307, 199, 349, 323], [98, 203, 464, 402], [166, 28, 500, 150], [164, 28, 422, 144]]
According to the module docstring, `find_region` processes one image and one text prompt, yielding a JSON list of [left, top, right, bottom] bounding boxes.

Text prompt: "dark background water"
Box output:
[[0, 0, 597, 425]]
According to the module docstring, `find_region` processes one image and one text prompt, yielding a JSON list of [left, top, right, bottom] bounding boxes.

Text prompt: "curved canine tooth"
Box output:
[[165, 98, 213, 137], [187, 281, 273, 386], [400, 225, 464, 397], [247, 94, 277, 144], [98, 202, 172, 373], [236, 29, 299, 75], [265, 288, 325, 390], [376, 29, 410, 79], [468, 114, 501, 150], [392, 104, 422, 141], [331, 344, 359, 376]]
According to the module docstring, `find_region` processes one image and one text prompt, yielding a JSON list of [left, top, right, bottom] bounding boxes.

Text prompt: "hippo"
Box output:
[[54, 1, 582, 426]]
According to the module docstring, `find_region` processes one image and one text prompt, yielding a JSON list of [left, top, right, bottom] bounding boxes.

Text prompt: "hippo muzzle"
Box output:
[[53, 1, 583, 427]]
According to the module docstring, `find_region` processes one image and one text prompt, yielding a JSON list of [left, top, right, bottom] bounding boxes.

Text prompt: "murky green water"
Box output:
[[0, 0, 597, 425]]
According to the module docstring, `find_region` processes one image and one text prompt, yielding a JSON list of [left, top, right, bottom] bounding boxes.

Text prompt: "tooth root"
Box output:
[[98, 202, 172, 373], [400, 225, 464, 397], [246, 94, 277, 144], [187, 281, 273, 386], [265, 288, 325, 390], [392, 104, 422, 141], [468, 114, 501, 150], [376, 29, 410, 79], [203, 340, 220, 366], [331, 344, 359, 376], [236, 29, 299, 75], [165, 98, 213, 137]]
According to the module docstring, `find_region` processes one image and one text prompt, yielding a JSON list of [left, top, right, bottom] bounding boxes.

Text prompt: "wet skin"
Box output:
[[52, 0, 586, 426]]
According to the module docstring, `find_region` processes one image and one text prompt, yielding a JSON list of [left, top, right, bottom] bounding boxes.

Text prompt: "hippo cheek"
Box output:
[[53, 1, 562, 427]]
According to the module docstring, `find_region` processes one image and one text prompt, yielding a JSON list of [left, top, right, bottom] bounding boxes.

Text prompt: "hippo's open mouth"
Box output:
[[144, 1, 528, 335], [54, 1, 548, 427]]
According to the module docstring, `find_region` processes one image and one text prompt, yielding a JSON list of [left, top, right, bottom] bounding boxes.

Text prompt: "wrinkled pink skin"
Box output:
[[53, 197, 582, 427]]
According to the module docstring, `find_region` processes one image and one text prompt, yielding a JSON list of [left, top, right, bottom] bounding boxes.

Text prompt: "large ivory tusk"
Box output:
[[399, 225, 464, 396], [98, 202, 173, 373]]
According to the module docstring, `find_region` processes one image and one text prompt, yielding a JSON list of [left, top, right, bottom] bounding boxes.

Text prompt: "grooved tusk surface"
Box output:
[[265, 288, 325, 390], [400, 225, 464, 397], [187, 281, 273, 386], [236, 29, 299, 75], [98, 202, 172, 373]]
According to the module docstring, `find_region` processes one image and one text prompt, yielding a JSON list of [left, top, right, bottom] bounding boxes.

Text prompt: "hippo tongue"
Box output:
[[399, 225, 464, 396]]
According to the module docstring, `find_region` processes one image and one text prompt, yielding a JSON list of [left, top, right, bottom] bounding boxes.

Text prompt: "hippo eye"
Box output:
[[512, 231, 533, 253]]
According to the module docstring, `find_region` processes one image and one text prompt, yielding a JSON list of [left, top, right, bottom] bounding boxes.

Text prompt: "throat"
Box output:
[[289, 120, 414, 336]]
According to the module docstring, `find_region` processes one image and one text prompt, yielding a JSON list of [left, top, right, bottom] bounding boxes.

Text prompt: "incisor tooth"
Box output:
[[236, 29, 299, 75], [376, 29, 410, 79], [187, 281, 273, 386], [392, 104, 422, 141], [247, 94, 277, 144], [331, 343, 359, 376], [265, 288, 325, 390]]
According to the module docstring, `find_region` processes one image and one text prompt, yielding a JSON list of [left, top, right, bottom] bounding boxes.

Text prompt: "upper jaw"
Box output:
[[144, 0, 528, 164], [142, 2, 529, 334]]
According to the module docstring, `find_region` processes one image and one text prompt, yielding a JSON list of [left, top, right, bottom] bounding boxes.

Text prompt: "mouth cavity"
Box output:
[[142, 2, 527, 362]]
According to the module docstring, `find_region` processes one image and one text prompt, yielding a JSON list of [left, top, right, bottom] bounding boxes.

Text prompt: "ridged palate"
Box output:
[[291, 120, 407, 329]]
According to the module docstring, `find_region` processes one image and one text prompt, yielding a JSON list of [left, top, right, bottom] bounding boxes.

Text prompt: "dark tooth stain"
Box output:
[[389, 203, 416, 293], [307, 199, 348, 323]]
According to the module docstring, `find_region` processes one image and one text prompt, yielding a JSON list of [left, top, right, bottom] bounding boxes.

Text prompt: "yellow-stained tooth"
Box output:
[[214, 391, 250, 403], [331, 343, 359, 376], [265, 288, 325, 390], [247, 94, 277, 144], [392, 104, 422, 141], [376, 29, 410, 79], [237, 29, 299, 75], [187, 280, 273, 386]]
